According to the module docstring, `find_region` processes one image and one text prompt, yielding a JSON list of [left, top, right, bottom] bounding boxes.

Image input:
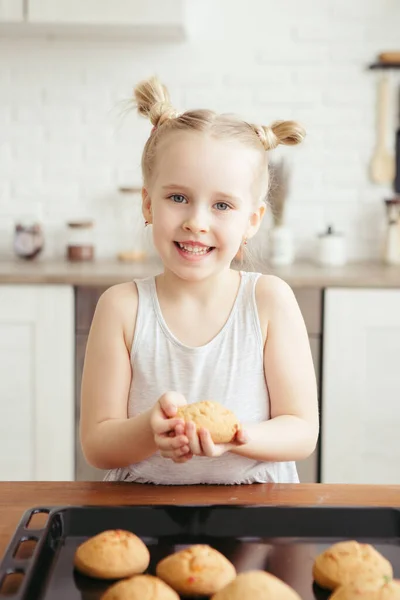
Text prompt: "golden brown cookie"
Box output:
[[331, 577, 400, 600], [312, 541, 393, 590], [211, 570, 302, 600], [74, 529, 150, 579], [176, 401, 240, 443], [101, 575, 179, 600], [156, 544, 236, 596]]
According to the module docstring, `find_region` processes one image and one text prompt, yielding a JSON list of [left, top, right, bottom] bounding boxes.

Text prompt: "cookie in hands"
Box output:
[[176, 400, 241, 444]]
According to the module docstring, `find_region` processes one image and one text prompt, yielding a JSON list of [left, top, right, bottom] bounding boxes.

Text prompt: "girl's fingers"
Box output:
[[174, 423, 185, 436], [153, 416, 184, 435], [160, 447, 193, 462], [186, 421, 202, 455], [198, 428, 215, 457], [160, 445, 190, 457], [158, 392, 187, 417], [155, 434, 188, 451], [176, 445, 190, 456], [172, 453, 193, 463], [236, 428, 248, 444]]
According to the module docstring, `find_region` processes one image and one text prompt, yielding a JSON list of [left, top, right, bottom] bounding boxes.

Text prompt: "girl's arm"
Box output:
[[230, 275, 319, 462], [79, 283, 155, 469], [80, 284, 184, 470]]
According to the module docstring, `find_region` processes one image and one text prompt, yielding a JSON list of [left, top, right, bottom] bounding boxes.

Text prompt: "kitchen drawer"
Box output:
[[75, 286, 108, 332], [293, 288, 322, 336]]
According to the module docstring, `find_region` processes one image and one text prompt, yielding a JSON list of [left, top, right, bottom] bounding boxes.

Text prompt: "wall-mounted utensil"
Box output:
[[394, 84, 400, 194], [370, 73, 395, 184], [378, 51, 400, 64]]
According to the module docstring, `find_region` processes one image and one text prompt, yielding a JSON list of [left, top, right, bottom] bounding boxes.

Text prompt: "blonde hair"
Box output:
[[134, 76, 305, 199]]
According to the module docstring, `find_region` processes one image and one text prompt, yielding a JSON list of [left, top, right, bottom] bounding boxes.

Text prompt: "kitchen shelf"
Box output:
[[368, 63, 400, 70]]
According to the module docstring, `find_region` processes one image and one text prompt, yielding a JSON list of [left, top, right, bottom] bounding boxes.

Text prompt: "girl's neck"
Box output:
[[156, 267, 240, 305]]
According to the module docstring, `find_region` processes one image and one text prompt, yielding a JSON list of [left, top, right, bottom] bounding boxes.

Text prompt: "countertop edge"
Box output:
[[0, 259, 399, 287]]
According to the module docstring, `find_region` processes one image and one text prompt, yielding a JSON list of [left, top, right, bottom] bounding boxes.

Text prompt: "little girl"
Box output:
[[80, 77, 319, 485]]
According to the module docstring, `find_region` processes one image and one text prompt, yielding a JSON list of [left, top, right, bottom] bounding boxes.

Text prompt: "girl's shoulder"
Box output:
[[93, 281, 139, 351], [254, 274, 300, 322], [96, 281, 139, 313], [255, 273, 295, 300]]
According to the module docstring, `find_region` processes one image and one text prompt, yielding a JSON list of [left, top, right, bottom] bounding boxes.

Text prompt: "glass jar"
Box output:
[[66, 221, 95, 262]]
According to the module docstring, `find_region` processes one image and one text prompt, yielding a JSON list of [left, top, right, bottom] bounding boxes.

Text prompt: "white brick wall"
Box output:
[[1, 0, 400, 260]]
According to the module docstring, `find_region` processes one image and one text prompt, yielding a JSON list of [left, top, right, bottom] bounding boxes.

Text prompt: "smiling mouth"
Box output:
[[174, 242, 214, 255]]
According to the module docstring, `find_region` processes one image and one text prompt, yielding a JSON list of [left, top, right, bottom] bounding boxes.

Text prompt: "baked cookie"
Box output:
[[156, 544, 236, 596], [331, 577, 400, 600], [74, 530, 150, 579], [101, 575, 179, 600], [211, 570, 302, 600], [313, 541, 393, 590], [176, 401, 240, 444]]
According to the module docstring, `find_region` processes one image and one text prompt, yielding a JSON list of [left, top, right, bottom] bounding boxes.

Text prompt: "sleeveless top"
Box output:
[[104, 271, 299, 485]]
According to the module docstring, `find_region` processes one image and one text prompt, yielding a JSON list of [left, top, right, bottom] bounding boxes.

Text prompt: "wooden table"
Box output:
[[1, 482, 399, 559]]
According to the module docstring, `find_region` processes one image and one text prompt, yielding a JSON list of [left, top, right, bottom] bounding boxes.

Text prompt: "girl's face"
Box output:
[[143, 131, 265, 282]]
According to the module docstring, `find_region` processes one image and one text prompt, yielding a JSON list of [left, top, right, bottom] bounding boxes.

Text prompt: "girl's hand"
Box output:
[[150, 392, 193, 463], [184, 421, 248, 458]]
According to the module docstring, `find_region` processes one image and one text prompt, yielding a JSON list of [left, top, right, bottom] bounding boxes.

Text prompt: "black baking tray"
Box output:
[[0, 505, 399, 599]]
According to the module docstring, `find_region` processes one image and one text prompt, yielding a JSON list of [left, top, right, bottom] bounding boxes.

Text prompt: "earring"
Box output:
[[243, 238, 248, 246], [144, 220, 149, 227]]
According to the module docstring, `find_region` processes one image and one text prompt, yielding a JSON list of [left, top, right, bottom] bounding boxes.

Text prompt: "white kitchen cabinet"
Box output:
[[0, 0, 24, 22], [321, 288, 400, 484], [23, 0, 186, 40], [0, 285, 74, 481]]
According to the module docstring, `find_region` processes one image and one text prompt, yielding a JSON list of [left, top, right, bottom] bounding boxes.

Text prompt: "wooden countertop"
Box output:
[[1, 482, 399, 559], [0, 258, 399, 287]]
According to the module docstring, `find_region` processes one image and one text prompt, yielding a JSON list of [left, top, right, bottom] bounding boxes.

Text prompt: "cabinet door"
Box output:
[[0, 285, 74, 481], [0, 0, 24, 21], [28, 0, 183, 26], [321, 288, 400, 484]]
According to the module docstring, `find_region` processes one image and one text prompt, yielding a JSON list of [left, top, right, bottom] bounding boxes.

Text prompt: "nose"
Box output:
[[182, 207, 210, 234]]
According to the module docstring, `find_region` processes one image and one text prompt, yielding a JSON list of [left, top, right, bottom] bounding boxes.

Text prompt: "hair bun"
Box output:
[[255, 120, 306, 150], [134, 76, 180, 128], [255, 126, 278, 150], [151, 103, 181, 128], [271, 120, 306, 147]]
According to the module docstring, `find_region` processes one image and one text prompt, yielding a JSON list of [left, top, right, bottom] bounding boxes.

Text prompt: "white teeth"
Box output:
[[178, 243, 210, 254]]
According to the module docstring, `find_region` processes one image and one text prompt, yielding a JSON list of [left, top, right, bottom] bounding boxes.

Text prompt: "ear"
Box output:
[[246, 203, 266, 240], [142, 188, 152, 224]]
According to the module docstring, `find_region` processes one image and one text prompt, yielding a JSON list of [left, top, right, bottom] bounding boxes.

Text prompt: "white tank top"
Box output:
[[104, 271, 299, 485]]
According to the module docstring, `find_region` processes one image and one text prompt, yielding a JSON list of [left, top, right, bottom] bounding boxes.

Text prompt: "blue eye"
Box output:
[[215, 202, 230, 211], [169, 194, 187, 204]]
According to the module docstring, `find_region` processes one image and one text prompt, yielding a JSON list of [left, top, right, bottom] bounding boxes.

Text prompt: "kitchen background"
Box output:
[[0, 0, 400, 485], [1, 0, 400, 261]]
